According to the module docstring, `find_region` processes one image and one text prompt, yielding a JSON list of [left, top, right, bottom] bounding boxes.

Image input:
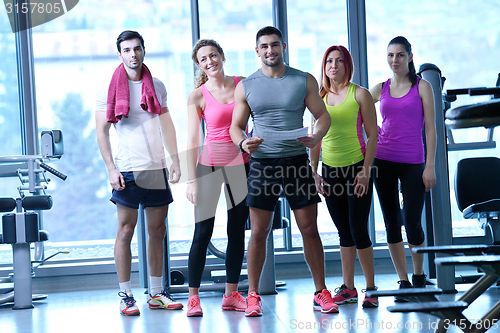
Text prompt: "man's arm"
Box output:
[[159, 107, 181, 183], [95, 111, 125, 191], [229, 82, 263, 155], [297, 74, 331, 148]]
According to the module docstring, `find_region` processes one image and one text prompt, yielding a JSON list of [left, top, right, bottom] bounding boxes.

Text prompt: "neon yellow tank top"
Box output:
[[321, 83, 366, 167]]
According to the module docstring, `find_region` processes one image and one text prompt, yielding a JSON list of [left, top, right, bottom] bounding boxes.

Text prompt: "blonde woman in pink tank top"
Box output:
[[185, 39, 248, 317], [370, 36, 436, 298]]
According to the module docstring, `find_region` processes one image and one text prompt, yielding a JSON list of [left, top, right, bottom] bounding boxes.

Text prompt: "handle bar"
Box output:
[[39, 161, 67, 181]]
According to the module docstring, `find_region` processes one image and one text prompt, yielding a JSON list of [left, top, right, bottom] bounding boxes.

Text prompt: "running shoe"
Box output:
[[119, 291, 140, 316], [222, 291, 246, 311], [245, 292, 262, 317], [313, 289, 339, 313], [412, 273, 427, 288], [187, 295, 203, 317], [395, 280, 413, 302], [148, 290, 183, 310], [362, 287, 379, 308], [331, 284, 358, 304]]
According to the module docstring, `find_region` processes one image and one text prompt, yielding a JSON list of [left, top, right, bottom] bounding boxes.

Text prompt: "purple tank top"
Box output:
[[375, 77, 425, 164]]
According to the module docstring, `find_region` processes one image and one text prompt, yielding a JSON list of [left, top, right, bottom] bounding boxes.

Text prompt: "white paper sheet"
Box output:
[[255, 127, 309, 141]]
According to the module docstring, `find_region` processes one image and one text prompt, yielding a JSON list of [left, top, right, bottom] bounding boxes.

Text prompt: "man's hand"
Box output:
[[109, 169, 125, 191], [169, 160, 181, 183], [242, 137, 264, 156], [296, 134, 319, 148]]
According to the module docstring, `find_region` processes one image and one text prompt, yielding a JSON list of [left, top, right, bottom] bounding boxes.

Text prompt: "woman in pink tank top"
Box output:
[[185, 39, 248, 317], [370, 36, 436, 297]]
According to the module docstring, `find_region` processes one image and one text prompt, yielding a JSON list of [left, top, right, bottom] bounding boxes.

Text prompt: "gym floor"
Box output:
[[1, 269, 499, 333]]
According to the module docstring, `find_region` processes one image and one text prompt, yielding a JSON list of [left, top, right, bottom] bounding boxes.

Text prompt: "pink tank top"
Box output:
[[375, 78, 425, 164], [198, 76, 248, 166]]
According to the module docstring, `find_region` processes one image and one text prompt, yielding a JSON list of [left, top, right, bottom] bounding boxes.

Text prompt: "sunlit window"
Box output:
[[287, 0, 347, 248], [30, 0, 193, 260], [0, 11, 22, 264], [366, 0, 500, 241]]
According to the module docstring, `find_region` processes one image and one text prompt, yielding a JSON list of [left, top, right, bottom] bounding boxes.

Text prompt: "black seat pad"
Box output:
[[463, 198, 500, 219], [445, 99, 500, 129], [0, 197, 16, 212]]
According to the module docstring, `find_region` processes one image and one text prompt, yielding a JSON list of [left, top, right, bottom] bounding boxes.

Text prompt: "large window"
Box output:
[[0, 9, 22, 264], [195, 1, 272, 252], [31, 0, 193, 260], [287, 0, 347, 248], [366, 0, 500, 242], [3, 0, 498, 268]]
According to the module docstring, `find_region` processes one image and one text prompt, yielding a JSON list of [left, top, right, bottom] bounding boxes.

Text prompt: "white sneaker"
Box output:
[[148, 290, 183, 310], [119, 291, 140, 316]]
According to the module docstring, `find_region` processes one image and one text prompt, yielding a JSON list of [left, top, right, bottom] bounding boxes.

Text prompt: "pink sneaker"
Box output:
[[362, 287, 379, 308], [313, 289, 339, 313], [331, 284, 358, 304], [187, 295, 203, 317], [245, 292, 262, 317], [222, 291, 246, 311]]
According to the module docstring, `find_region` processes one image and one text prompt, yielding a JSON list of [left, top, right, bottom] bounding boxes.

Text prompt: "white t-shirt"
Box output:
[[95, 77, 168, 172]]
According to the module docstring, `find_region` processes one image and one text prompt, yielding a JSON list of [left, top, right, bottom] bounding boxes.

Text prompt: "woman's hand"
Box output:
[[422, 166, 436, 192], [353, 170, 370, 198], [313, 173, 330, 197], [186, 180, 198, 205]]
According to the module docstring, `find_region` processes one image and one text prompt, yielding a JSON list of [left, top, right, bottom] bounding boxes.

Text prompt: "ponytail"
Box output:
[[408, 60, 417, 86], [194, 69, 208, 89]]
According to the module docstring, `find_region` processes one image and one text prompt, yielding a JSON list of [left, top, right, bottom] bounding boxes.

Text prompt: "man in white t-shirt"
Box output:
[[95, 30, 182, 316]]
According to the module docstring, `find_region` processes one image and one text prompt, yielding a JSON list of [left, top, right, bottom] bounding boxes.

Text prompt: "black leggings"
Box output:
[[322, 160, 373, 249], [373, 158, 425, 245], [188, 163, 249, 288]]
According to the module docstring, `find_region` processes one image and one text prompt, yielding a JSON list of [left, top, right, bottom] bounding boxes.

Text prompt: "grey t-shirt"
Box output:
[[243, 66, 308, 158]]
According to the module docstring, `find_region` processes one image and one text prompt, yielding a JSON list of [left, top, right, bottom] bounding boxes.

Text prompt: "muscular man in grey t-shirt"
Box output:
[[230, 26, 337, 316]]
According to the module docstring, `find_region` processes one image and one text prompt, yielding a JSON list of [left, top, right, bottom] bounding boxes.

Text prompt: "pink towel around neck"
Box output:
[[106, 63, 162, 123]]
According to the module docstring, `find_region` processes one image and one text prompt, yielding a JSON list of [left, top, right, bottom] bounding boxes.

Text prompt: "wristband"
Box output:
[[238, 139, 247, 154]]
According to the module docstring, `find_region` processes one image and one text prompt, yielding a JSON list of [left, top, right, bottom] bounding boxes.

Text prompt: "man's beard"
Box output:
[[263, 54, 281, 67]]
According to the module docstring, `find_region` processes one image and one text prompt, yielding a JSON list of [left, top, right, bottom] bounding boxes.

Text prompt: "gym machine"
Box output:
[[0, 130, 67, 309]]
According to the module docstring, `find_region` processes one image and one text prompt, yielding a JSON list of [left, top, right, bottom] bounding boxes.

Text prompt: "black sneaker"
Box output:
[[395, 280, 413, 303], [412, 274, 427, 288]]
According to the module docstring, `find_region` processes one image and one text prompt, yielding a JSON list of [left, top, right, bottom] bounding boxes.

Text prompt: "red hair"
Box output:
[[319, 45, 353, 98]]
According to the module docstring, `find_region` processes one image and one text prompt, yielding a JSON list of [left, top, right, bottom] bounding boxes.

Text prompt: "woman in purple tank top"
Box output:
[[185, 39, 248, 316], [370, 36, 436, 298]]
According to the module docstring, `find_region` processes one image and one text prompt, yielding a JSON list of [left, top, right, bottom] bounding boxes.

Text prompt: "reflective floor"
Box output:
[[1, 271, 499, 333]]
